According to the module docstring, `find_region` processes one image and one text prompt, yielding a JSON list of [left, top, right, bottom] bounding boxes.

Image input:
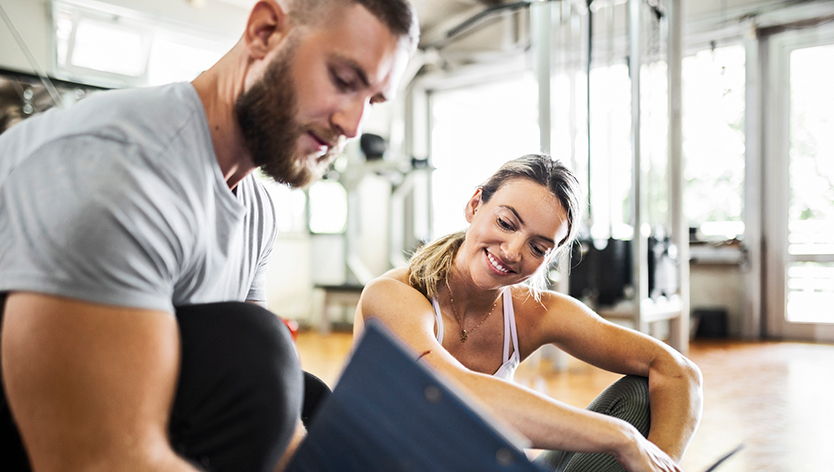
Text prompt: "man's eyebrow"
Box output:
[[334, 54, 389, 102], [500, 205, 555, 245], [338, 55, 370, 87]]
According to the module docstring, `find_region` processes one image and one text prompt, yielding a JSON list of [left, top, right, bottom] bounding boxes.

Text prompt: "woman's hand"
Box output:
[[616, 430, 683, 472]]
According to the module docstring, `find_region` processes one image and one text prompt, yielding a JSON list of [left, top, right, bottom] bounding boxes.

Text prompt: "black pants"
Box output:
[[534, 375, 651, 472], [1, 301, 316, 472]]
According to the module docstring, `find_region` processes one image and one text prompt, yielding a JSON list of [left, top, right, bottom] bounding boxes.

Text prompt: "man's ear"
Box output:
[[464, 187, 484, 224], [244, 0, 289, 60]]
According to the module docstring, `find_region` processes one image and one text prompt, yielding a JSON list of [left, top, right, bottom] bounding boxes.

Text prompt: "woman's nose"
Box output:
[[501, 237, 523, 262]]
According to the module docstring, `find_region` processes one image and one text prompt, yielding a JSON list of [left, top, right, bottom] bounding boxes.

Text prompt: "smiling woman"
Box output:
[[353, 154, 703, 472], [408, 154, 580, 301]]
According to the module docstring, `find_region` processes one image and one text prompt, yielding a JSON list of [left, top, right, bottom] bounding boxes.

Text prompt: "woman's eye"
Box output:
[[497, 217, 513, 230], [531, 245, 546, 257]]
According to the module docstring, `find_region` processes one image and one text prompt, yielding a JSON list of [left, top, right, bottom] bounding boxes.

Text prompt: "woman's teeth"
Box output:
[[487, 252, 509, 273]]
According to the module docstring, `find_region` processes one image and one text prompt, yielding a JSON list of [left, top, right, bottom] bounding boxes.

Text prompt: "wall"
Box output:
[[690, 263, 744, 338], [265, 234, 312, 320], [0, 0, 52, 74]]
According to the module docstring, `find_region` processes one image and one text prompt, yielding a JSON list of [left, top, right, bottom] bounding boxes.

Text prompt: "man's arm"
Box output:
[[1, 292, 198, 471]]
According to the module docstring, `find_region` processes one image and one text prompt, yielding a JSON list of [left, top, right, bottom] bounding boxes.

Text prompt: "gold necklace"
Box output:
[[445, 279, 499, 343]]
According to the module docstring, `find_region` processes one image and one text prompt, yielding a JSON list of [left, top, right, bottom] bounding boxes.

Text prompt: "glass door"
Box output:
[[765, 23, 834, 341]]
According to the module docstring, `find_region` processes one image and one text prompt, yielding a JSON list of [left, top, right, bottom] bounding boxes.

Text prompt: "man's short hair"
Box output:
[[284, 0, 420, 48]]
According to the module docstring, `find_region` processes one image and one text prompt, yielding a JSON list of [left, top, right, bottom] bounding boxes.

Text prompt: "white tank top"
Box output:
[[431, 286, 520, 381]]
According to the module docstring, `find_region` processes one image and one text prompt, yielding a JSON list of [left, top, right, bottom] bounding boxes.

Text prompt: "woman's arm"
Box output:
[[355, 277, 684, 472], [530, 291, 703, 462]]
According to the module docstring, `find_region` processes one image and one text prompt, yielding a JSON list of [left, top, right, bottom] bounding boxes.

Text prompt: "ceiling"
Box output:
[[2, 0, 824, 130], [206, 0, 821, 54], [211, 0, 501, 41]]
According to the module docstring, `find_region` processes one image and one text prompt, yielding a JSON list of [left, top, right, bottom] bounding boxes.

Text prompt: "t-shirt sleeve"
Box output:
[[0, 136, 192, 313], [245, 179, 278, 303], [245, 246, 271, 303]]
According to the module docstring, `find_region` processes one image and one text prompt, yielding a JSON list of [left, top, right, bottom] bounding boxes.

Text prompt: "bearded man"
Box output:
[[0, 0, 418, 470]]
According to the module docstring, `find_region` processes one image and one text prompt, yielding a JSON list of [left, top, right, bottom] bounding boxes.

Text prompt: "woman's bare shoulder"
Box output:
[[362, 268, 411, 296], [508, 285, 553, 313], [509, 285, 584, 312], [358, 267, 436, 337], [509, 285, 595, 337], [361, 267, 426, 308], [376, 267, 410, 284], [504, 286, 582, 356]]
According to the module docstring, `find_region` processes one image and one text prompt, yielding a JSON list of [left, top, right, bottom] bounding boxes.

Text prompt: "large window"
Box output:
[[429, 44, 747, 244], [53, 1, 236, 88], [785, 42, 834, 323], [308, 180, 348, 234], [764, 21, 834, 338], [260, 174, 308, 235], [429, 74, 540, 238], [788, 43, 834, 256], [682, 45, 746, 240], [583, 64, 634, 241]]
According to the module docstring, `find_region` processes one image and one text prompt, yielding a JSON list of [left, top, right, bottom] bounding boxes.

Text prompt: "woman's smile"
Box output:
[[485, 249, 514, 275]]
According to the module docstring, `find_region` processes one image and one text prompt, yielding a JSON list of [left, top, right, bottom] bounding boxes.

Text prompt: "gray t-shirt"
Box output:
[[0, 82, 277, 313]]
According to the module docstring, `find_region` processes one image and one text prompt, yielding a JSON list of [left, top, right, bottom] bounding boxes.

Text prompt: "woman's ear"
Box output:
[[464, 187, 484, 224], [243, 0, 289, 60]]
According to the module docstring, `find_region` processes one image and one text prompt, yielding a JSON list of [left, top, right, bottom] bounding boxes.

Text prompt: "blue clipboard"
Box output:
[[287, 320, 547, 472], [287, 320, 743, 472]]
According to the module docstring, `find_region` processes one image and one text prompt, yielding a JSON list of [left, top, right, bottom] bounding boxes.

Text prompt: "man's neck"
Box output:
[[192, 46, 257, 191]]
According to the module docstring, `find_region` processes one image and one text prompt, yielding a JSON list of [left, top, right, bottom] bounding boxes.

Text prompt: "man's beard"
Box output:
[[235, 40, 338, 188]]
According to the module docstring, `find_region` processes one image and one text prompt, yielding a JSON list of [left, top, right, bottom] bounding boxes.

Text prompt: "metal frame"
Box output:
[[600, 0, 687, 353]]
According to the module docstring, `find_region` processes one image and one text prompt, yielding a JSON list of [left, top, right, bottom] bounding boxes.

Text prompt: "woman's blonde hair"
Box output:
[[408, 154, 582, 300]]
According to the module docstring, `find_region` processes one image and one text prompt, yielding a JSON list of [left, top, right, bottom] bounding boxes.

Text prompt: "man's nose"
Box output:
[[331, 98, 367, 139]]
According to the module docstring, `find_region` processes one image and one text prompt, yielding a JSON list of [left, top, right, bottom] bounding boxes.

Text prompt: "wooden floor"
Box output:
[[295, 331, 834, 472]]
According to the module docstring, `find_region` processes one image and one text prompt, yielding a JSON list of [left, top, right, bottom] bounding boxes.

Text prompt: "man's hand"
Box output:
[[2, 292, 197, 471]]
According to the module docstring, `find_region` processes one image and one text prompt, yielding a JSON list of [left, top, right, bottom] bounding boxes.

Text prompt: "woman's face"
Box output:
[[460, 178, 569, 290]]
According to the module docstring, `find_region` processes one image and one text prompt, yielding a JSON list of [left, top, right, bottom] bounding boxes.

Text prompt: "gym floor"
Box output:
[[296, 330, 834, 472]]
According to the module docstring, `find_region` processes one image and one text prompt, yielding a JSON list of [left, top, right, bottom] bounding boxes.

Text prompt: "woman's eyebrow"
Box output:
[[499, 205, 524, 224], [498, 205, 556, 245]]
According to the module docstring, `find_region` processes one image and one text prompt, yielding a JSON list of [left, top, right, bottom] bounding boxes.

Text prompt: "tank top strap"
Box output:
[[502, 286, 520, 364], [431, 297, 444, 343]]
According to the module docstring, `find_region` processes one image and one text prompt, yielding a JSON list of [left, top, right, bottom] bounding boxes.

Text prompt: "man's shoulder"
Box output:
[[1, 83, 218, 220], [87, 82, 197, 114], [77, 83, 206, 144], [2, 83, 207, 159]]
